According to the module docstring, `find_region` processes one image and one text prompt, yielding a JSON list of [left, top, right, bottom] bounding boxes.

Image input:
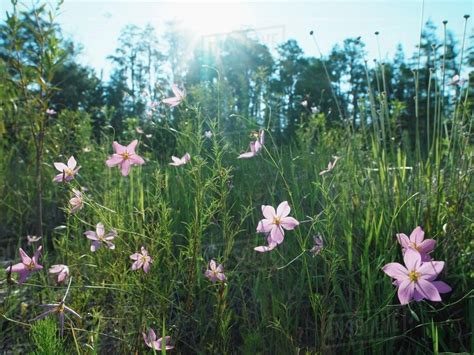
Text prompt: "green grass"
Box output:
[[1, 93, 472, 353]]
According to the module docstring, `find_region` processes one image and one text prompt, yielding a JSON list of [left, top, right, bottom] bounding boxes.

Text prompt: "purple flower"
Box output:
[[27, 235, 42, 246], [49, 264, 70, 284], [162, 84, 186, 107], [106, 140, 145, 176], [256, 201, 299, 247], [6, 247, 43, 284], [69, 188, 84, 214], [84, 223, 117, 252], [53, 156, 80, 183], [238, 130, 264, 159], [143, 329, 174, 351], [396, 226, 436, 261], [31, 279, 81, 337], [382, 249, 451, 305], [169, 153, 191, 166], [310, 235, 324, 255], [204, 259, 226, 283], [130, 247, 153, 273]]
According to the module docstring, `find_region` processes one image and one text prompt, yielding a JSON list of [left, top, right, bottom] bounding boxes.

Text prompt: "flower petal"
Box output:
[[96, 223, 105, 238], [418, 261, 444, 280], [403, 248, 421, 271], [67, 156, 77, 169], [143, 261, 151, 273], [84, 231, 98, 240], [397, 279, 415, 305], [32, 246, 42, 264], [261, 205, 276, 219], [132, 259, 143, 271], [120, 159, 132, 176], [130, 154, 145, 165], [417, 239, 436, 254], [130, 253, 140, 260], [410, 226, 424, 244], [396, 233, 410, 249], [127, 139, 138, 154], [432, 281, 452, 294], [382, 262, 408, 280], [64, 305, 81, 318], [106, 154, 123, 167], [256, 219, 273, 233], [49, 265, 63, 273], [280, 216, 299, 230], [19, 248, 32, 265], [8, 262, 26, 273], [416, 279, 441, 302], [276, 201, 291, 218], [270, 225, 284, 244], [237, 151, 255, 159], [54, 162, 68, 172], [113, 141, 126, 154]]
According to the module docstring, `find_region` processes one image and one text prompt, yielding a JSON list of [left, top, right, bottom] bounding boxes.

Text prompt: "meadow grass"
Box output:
[[1, 85, 472, 353], [0, 8, 473, 353]]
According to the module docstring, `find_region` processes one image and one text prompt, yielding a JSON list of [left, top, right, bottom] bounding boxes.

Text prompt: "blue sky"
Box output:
[[1, 1, 472, 79]]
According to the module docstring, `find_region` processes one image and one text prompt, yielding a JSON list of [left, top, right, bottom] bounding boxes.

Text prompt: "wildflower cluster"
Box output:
[[382, 226, 451, 305]]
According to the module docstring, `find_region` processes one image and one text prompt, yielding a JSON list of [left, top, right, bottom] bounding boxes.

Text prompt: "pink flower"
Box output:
[[27, 235, 42, 246], [162, 84, 186, 107], [310, 235, 324, 256], [106, 140, 145, 176], [449, 74, 466, 86], [382, 249, 451, 305], [169, 153, 191, 166], [238, 130, 264, 159], [32, 279, 81, 337], [130, 247, 152, 273], [396, 226, 436, 261], [254, 234, 278, 253], [319, 156, 340, 175], [69, 188, 84, 214], [143, 329, 173, 351], [49, 264, 70, 283], [46, 108, 56, 115], [84, 223, 117, 252], [53, 156, 80, 183], [301, 100, 308, 107], [204, 259, 226, 283], [256, 201, 299, 247], [5, 246, 43, 284]]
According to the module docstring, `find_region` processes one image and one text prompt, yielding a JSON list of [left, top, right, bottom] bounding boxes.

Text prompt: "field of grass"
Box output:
[[0, 2, 473, 354]]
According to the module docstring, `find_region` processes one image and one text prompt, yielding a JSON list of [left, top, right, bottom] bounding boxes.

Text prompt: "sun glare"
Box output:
[[165, 2, 252, 36]]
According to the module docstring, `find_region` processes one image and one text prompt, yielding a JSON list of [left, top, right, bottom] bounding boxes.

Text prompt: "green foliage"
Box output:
[[30, 318, 66, 355]]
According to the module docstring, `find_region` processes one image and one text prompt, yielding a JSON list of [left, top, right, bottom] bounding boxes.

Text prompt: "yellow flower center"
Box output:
[[273, 217, 281, 225], [410, 242, 420, 251], [408, 270, 420, 282], [64, 168, 74, 176], [121, 151, 131, 160], [140, 255, 148, 263], [55, 303, 65, 313], [27, 261, 36, 270]]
